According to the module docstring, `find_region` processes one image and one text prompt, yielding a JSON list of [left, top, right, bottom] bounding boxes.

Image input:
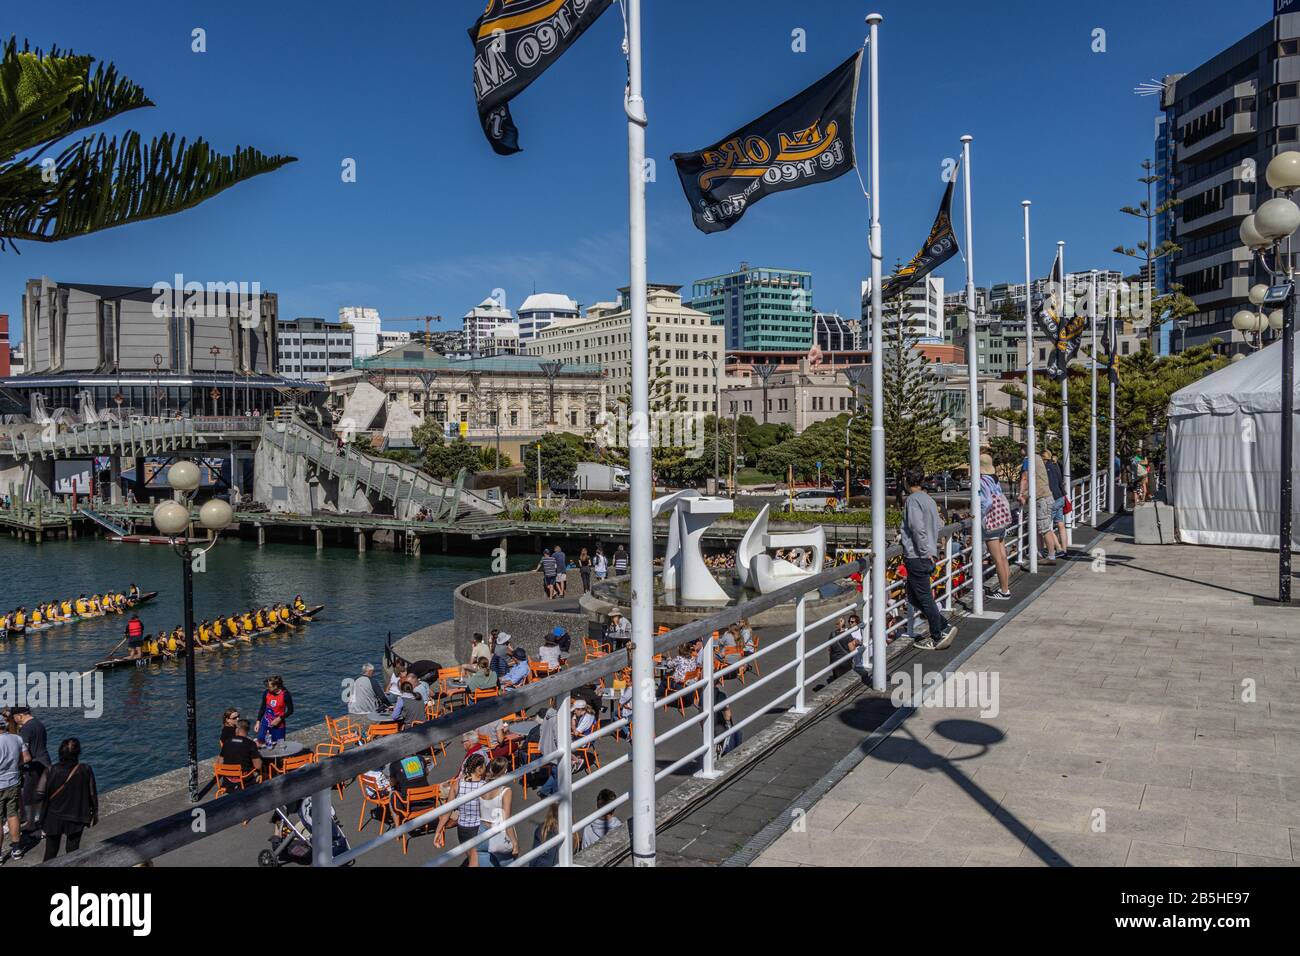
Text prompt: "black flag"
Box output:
[[670, 52, 861, 233], [879, 173, 961, 302], [1038, 248, 1085, 380], [470, 0, 614, 155]]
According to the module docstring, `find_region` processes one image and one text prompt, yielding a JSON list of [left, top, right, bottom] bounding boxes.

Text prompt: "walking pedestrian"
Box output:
[[12, 707, 49, 842], [978, 453, 1013, 600], [39, 738, 98, 862], [612, 544, 629, 576], [593, 546, 608, 582], [577, 547, 593, 593], [900, 469, 956, 650], [1042, 449, 1068, 553], [1019, 449, 1062, 564], [552, 544, 567, 597], [0, 712, 29, 860], [536, 548, 558, 598]]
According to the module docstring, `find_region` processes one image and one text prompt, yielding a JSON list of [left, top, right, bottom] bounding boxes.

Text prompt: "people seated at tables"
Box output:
[[469, 632, 491, 668], [579, 788, 623, 851], [489, 634, 515, 679], [385, 753, 431, 797], [537, 633, 563, 671], [219, 719, 262, 780], [604, 611, 631, 647], [500, 649, 531, 690], [658, 643, 696, 696], [465, 658, 498, 693], [348, 663, 390, 715], [390, 677, 423, 726], [219, 708, 240, 748], [550, 625, 572, 657], [571, 698, 596, 744]]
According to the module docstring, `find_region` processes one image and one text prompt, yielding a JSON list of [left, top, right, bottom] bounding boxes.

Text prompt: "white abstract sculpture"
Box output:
[[654, 490, 733, 604], [736, 504, 826, 595]]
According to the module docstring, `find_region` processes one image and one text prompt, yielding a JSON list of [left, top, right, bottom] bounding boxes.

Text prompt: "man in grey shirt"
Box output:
[[900, 469, 957, 650], [0, 717, 29, 860]]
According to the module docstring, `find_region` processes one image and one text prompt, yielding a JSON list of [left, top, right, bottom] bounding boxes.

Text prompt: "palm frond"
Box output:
[[0, 131, 296, 245]]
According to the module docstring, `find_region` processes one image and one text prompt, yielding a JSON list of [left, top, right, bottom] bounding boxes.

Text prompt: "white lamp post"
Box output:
[[153, 460, 234, 801], [1242, 151, 1300, 603]]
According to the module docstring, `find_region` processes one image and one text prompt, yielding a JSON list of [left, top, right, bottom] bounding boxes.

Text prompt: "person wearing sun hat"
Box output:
[[978, 451, 1013, 600]]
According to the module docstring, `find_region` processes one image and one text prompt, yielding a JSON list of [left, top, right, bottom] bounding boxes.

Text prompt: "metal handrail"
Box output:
[[53, 482, 1110, 869]]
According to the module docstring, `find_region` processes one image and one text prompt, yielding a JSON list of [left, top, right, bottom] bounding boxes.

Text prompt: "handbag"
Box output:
[[981, 477, 1012, 532], [1063, 497, 1073, 515]]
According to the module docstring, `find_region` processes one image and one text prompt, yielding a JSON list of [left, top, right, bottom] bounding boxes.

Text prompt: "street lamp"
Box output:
[[695, 350, 721, 493], [1239, 150, 1300, 603], [153, 460, 234, 802]]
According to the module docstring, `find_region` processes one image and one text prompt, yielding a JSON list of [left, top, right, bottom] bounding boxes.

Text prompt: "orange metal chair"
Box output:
[[267, 752, 315, 778], [213, 761, 256, 798], [325, 714, 364, 748], [365, 721, 399, 742], [667, 669, 702, 715], [390, 784, 445, 855], [528, 661, 555, 680], [521, 742, 544, 800], [472, 687, 500, 703], [313, 742, 352, 797], [356, 772, 392, 833], [437, 667, 467, 710]]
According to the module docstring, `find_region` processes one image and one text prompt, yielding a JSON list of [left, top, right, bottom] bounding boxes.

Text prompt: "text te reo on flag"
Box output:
[[670, 52, 861, 233], [878, 173, 961, 302], [469, 0, 614, 156]]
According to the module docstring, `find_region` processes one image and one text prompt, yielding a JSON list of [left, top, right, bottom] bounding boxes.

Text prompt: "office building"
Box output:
[[862, 275, 945, 341], [516, 293, 579, 342], [277, 317, 355, 381], [378, 330, 411, 352], [527, 284, 723, 417], [340, 306, 382, 359], [1161, 5, 1300, 351], [462, 296, 514, 352], [687, 265, 814, 351], [812, 311, 858, 352]]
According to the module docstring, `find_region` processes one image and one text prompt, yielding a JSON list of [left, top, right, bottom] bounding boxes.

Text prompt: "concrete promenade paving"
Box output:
[[758, 517, 1300, 867]]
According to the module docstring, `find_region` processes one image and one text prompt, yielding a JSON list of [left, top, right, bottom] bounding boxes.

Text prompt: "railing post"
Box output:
[[943, 535, 954, 611], [558, 693, 574, 867], [310, 786, 334, 866], [697, 630, 720, 779], [792, 593, 809, 714], [866, 559, 884, 690], [1015, 503, 1025, 567]]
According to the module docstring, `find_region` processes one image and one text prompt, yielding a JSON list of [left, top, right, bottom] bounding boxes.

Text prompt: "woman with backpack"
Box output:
[[978, 453, 1013, 600]]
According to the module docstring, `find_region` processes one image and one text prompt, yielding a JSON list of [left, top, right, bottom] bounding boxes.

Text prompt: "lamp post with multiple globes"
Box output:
[[1238, 150, 1300, 603], [152, 461, 234, 801]]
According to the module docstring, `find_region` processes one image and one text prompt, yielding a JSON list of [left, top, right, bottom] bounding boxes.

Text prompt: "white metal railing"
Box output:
[[56, 494, 1093, 869]]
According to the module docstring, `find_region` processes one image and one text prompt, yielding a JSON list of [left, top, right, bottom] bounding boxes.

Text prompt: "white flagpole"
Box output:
[[961, 135, 983, 613], [1059, 240, 1071, 549], [624, 0, 656, 868], [1108, 286, 1117, 512], [1023, 201, 1038, 574], [866, 12, 887, 689], [1089, 269, 1099, 526]]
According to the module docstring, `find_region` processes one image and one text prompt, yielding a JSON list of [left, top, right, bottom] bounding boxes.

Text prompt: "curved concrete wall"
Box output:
[[453, 570, 588, 661]]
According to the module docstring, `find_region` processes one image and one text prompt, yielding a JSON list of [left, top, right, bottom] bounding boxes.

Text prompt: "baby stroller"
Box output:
[[258, 795, 353, 867]]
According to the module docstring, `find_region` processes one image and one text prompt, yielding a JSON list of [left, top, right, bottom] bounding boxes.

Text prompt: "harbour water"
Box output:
[[0, 535, 529, 791]]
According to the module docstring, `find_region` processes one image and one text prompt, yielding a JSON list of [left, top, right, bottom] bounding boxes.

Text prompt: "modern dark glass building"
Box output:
[[1162, 4, 1300, 352]]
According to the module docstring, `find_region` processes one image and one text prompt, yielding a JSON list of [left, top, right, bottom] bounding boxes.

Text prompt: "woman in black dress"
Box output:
[[40, 738, 98, 861]]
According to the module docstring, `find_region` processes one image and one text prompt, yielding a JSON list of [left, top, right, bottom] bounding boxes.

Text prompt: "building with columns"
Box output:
[[326, 343, 606, 461]]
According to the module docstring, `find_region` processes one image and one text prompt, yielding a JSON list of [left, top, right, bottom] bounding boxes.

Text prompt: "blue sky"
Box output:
[[1, 0, 1274, 341]]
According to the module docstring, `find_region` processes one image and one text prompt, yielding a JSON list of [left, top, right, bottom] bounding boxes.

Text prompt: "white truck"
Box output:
[[554, 462, 630, 494]]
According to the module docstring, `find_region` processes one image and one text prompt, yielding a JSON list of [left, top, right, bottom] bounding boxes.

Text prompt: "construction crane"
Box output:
[[386, 315, 443, 343]]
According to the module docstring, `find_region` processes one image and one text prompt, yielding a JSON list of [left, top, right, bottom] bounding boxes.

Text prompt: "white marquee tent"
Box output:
[[1167, 334, 1300, 549]]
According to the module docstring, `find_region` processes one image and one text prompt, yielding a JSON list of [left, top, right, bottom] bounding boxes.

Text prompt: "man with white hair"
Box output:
[[348, 663, 389, 715]]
